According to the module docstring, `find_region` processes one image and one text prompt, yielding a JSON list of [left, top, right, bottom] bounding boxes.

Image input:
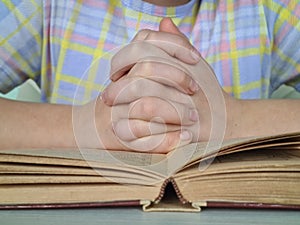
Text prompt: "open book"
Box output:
[[0, 132, 300, 212]]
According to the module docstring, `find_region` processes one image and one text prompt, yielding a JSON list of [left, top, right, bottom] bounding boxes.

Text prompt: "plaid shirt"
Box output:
[[1, 0, 300, 104]]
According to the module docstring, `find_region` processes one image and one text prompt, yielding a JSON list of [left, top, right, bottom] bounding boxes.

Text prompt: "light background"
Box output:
[[1, 80, 300, 102]]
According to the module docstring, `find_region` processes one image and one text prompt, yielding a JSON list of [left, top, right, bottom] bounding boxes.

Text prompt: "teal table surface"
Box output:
[[0, 207, 299, 225]]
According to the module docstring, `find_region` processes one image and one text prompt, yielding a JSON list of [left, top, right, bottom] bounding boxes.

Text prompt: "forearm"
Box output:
[[226, 98, 300, 139], [0, 97, 76, 149]]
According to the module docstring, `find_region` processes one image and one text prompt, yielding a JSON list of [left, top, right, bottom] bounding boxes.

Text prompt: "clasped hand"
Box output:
[[81, 18, 230, 153]]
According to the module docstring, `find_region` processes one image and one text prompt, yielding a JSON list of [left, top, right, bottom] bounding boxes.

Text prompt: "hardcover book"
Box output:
[[0, 132, 300, 212]]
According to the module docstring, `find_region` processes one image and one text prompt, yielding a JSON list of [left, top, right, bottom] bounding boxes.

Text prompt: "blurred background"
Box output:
[[1, 79, 300, 102]]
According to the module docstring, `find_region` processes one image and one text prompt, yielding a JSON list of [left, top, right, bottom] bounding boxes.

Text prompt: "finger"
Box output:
[[133, 29, 201, 64], [102, 77, 192, 106], [110, 96, 198, 126], [113, 119, 181, 141], [110, 31, 201, 82], [125, 130, 193, 153], [110, 42, 170, 81], [128, 97, 198, 126], [127, 57, 199, 95]]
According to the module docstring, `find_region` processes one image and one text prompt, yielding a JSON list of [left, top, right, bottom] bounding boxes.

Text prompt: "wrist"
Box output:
[[73, 101, 105, 149], [224, 96, 244, 140]]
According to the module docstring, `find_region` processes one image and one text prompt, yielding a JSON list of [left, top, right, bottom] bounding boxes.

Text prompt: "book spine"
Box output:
[[154, 178, 188, 204]]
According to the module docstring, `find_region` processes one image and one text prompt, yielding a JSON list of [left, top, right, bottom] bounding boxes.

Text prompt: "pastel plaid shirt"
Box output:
[[0, 0, 300, 104]]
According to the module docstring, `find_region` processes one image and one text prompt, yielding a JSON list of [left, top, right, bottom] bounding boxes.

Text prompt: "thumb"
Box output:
[[159, 17, 185, 37]]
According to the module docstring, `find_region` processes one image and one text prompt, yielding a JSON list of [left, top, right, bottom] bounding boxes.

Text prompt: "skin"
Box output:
[[1, 2, 300, 153], [0, 18, 201, 153], [105, 18, 300, 143]]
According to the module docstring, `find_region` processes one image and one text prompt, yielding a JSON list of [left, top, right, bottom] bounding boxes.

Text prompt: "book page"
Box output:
[[206, 148, 300, 174], [174, 147, 300, 206], [175, 148, 300, 180], [0, 148, 169, 184], [0, 148, 166, 167], [1, 132, 300, 182], [178, 133, 300, 171]]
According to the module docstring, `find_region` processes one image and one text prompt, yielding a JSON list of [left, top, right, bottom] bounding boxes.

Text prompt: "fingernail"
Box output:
[[189, 109, 198, 122], [180, 130, 192, 141], [189, 80, 199, 93]]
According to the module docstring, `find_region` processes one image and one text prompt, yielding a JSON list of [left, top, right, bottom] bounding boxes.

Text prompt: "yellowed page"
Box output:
[[0, 148, 167, 185], [176, 148, 300, 179], [174, 148, 300, 206]]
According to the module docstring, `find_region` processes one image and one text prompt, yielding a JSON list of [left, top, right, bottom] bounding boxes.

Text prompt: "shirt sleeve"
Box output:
[[265, 0, 300, 94], [0, 1, 43, 94]]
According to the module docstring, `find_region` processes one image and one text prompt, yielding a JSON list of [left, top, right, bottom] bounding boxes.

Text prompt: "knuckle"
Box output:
[[145, 30, 158, 40], [137, 97, 156, 116], [128, 43, 142, 58], [130, 61, 152, 77], [140, 61, 153, 76], [134, 29, 151, 41], [126, 78, 140, 98]]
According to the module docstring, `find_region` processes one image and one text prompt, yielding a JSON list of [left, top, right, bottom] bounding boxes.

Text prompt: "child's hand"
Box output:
[[99, 18, 232, 152]]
